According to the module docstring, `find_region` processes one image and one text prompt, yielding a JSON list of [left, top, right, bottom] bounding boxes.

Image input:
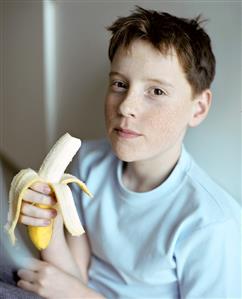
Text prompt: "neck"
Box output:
[[122, 144, 182, 192]]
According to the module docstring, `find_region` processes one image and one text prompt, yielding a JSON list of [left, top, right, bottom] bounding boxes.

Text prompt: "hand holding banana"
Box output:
[[19, 180, 58, 227], [5, 133, 92, 250]]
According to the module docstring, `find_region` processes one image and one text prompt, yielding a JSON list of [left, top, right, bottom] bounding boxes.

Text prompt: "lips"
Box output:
[[115, 127, 142, 138]]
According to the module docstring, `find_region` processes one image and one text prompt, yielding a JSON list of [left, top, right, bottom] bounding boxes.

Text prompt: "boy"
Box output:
[[17, 7, 241, 299]]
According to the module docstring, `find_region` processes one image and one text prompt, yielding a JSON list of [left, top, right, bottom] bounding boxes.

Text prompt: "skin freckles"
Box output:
[[105, 39, 211, 192]]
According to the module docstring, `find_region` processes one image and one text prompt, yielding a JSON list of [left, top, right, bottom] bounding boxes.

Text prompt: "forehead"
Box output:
[[111, 40, 187, 85]]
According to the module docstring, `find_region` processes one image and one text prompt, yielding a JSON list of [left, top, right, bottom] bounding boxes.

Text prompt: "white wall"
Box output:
[[1, 1, 241, 202]]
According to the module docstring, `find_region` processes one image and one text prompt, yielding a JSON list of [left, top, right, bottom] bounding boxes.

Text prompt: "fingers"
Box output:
[[23, 188, 56, 206], [17, 268, 39, 293], [19, 257, 46, 271], [19, 215, 51, 227], [21, 202, 57, 219], [19, 202, 57, 226], [17, 260, 51, 297], [17, 269, 38, 283], [30, 182, 52, 195], [19, 182, 57, 227], [17, 280, 37, 293]]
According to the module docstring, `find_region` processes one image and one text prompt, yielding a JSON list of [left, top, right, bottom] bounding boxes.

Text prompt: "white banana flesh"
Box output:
[[5, 133, 92, 250]]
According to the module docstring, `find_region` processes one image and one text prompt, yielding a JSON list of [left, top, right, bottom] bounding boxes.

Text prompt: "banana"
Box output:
[[5, 133, 92, 250]]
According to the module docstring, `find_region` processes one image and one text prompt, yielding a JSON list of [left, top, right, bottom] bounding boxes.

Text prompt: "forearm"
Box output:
[[40, 217, 83, 281], [41, 245, 105, 298], [17, 256, 106, 299]]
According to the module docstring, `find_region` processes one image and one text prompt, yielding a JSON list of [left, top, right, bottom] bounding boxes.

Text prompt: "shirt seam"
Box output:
[[176, 217, 236, 246], [186, 160, 227, 217]]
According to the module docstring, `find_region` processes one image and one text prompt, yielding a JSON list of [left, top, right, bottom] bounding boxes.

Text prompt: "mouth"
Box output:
[[114, 127, 142, 139]]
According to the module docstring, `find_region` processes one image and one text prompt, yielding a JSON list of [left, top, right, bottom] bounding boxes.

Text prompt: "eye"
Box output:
[[151, 88, 166, 96], [145, 87, 167, 99], [111, 80, 128, 92]]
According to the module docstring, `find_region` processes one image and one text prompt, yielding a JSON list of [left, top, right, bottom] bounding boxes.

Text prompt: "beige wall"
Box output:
[[1, 0, 46, 170], [1, 0, 241, 202]]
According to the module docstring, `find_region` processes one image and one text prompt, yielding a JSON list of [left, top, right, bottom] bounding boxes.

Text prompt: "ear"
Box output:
[[188, 89, 212, 128]]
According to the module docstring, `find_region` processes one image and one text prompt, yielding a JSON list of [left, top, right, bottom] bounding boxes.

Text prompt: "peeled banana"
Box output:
[[5, 133, 92, 250]]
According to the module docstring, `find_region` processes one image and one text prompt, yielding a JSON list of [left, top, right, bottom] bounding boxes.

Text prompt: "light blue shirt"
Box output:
[[69, 139, 241, 299]]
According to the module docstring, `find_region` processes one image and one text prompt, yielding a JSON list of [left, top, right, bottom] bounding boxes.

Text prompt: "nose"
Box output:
[[118, 90, 138, 118]]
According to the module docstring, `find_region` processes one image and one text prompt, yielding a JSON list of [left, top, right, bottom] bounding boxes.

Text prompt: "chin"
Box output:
[[115, 151, 136, 162], [109, 140, 142, 162], [107, 130, 146, 162]]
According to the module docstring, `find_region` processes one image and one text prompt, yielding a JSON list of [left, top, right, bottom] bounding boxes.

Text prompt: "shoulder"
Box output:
[[177, 149, 241, 234], [67, 138, 115, 179]]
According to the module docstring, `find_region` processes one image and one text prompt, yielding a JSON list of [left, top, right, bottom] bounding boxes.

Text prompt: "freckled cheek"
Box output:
[[143, 108, 185, 141], [143, 109, 172, 131], [104, 97, 118, 126]]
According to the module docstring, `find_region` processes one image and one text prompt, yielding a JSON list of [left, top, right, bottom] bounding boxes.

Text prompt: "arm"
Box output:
[[19, 182, 83, 280], [17, 257, 106, 299], [175, 218, 241, 298], [65, 230, 91, 284], [40, 183, 92, 284], [40, 212, 84, 281], [18, 183, 106, 298]]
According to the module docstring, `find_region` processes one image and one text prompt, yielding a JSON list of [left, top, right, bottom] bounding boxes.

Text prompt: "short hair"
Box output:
[[106, 6, 216, 96]]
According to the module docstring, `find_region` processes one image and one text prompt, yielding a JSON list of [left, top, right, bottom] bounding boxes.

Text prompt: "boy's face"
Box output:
[[105, 39, 196, 162]]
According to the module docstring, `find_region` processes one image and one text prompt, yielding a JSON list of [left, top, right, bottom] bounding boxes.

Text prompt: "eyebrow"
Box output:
[[109, 71, 125, 78], [109, 71, 174, 88]]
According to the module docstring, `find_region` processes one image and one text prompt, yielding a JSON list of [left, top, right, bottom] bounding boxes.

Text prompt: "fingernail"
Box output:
[[44, 186, 51, 193], [51, 209, 57, 217], [52, 196, 57, 204], [44, 220, 51, 226]]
